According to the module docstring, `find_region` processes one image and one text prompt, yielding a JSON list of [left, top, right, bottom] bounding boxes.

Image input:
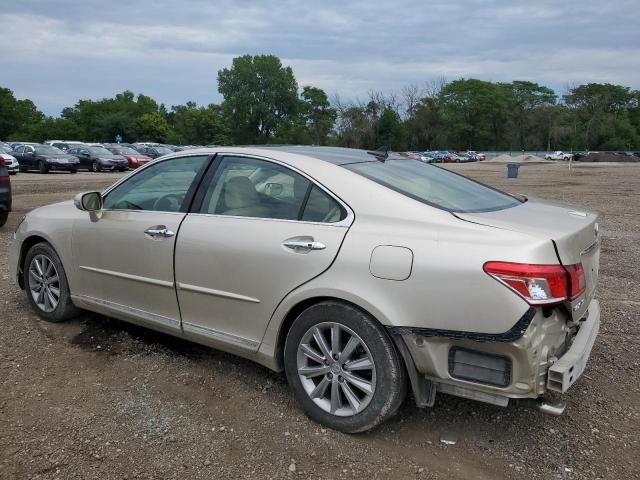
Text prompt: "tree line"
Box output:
[[1, 54, 639, 151]]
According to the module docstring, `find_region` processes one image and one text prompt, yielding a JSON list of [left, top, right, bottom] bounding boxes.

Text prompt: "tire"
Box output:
[[24, 242, 80, 323], [284, 301, 407, 433], [0, 211, 8, 228], [91, 161, 101, 173], [38, 160, 49, 174], [9, 171, 17, 175], [69, 169, 77, 174]]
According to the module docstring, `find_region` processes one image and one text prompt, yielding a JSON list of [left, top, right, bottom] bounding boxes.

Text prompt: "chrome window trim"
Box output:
[[99, 150, 356, 226], [100, 209, 186, 216], [202, 152, 355, 227], [187, 212, 351, 228]]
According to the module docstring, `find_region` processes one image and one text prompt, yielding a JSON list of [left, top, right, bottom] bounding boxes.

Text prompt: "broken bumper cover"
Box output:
[[390, 299, 601, 409], [547, 300, 600, 393]]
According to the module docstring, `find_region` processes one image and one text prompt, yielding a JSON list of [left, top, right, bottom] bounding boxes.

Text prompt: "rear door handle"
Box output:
[[282, 240, 326, 251], [144, 225, 175, 239]]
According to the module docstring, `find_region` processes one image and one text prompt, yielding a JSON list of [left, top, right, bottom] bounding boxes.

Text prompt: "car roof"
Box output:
[[189, 146, 405, 166]]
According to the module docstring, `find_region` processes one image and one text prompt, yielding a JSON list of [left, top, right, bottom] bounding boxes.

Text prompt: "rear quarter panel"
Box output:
[[260, 211, 560, 362]]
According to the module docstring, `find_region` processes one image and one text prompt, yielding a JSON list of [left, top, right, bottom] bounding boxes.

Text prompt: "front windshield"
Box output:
[[0, 145, 12, 153], [345, 159, 522, 213], [35, 145, 65, 155], [155, 147, 173, 155], [88, 147, 113, 155]]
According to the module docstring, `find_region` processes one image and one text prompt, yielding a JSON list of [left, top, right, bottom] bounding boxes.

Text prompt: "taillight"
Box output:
[[0, 157, 5, 167], [483, 262, 585, 306], [566, 264, 586, 299]]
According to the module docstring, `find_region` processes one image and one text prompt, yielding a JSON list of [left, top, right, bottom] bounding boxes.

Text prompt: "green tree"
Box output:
[[376, 108, 405, 150], [218, 55, 299, 143], [167, 102, 230, 145], [505, 81, 556, 149], [135, 112, 170, 142], [438, 79, 509, 150], [299, 86, 336, 145], [0, 87, 44, 139], [21, 117, 83, 142]]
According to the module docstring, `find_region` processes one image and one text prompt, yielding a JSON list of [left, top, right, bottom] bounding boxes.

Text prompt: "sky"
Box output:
[[1, 0, 638, 116]]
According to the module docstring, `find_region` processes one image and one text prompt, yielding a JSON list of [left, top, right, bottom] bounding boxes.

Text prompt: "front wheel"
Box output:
[[91, 161, 101, 173], [38, 160, 49, 174], [24, 242, 79, 322], [284, 301, 407, 433]]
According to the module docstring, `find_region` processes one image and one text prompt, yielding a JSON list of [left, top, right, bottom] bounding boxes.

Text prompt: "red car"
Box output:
[[106, 145, 152, 169]]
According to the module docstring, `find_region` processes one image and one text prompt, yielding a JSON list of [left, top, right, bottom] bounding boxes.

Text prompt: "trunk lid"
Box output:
[[455, 198, 600, 320]]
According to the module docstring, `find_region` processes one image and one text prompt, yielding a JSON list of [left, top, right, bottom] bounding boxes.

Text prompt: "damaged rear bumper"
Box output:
[[389, 299, 600, 411]]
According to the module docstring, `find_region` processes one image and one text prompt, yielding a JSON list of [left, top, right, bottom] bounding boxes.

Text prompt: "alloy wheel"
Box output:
[[297, 322, 376, 417], [28, 254, 60, 313]]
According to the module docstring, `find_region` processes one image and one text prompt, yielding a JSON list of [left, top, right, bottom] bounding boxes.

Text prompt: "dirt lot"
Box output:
[[1, 163, 638, 479]]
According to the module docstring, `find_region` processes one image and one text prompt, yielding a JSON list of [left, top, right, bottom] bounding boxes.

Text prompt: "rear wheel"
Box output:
[[0, 211, 8, 228], [38, 160, 49, 174], [24, 242, 79, 322], [284, 301, 407, 433]]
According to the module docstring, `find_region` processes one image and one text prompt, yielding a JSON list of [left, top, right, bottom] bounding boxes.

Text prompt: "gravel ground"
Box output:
[[0, 164, 638, 479]]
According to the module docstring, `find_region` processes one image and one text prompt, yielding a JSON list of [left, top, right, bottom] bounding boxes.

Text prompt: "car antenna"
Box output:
[[367, 146, 390, 162]]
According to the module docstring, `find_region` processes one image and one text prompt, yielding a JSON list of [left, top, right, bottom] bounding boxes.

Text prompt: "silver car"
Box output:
[[9, 147, 601, 432]]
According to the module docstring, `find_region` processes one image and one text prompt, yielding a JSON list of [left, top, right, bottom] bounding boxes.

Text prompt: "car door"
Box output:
[[174, 154, 352, 352], [13, 146, 26, 169], [24, 146, 37, 169], [71, 154, 210, 333]]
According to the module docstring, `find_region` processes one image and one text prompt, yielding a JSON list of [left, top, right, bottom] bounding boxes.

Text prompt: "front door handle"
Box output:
[[282, 239, 326, 251], [144, 225, 175, 239]]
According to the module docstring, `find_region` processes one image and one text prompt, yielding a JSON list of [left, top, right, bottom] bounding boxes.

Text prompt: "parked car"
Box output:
[[104, 144, 152, 169], [0, 145, 19, 174], [133, 144, 175, 159], [0, 155, 11, 227], [545, 151, 573, 161], [466, 151, 486, 161], [9, 146, 601, 432], [13, 144, 80, 173], [67, 146, 129, 172]]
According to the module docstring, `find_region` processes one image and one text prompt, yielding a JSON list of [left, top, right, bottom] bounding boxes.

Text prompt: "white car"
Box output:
[[0, 146, 19, 174], [545, 151, 573, 161]]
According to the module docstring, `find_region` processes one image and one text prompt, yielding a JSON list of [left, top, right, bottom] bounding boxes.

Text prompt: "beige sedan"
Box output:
[[9, 146, 601, 432]]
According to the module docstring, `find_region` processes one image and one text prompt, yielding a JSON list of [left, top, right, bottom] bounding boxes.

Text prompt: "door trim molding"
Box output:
[[80, 265, 174, 288], [176, 282, 260, 304], [182, 321, 259, 349], [72, 294, 180, 329]]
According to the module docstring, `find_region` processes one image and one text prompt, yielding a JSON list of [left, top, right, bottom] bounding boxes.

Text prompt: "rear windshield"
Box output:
[[345, 159, 522, 213]]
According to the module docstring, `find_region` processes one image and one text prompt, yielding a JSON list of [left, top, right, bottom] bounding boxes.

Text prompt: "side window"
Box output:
[[103, 155, 208, 212], [199, 156, 345, 223], [301, 185, 344, 223], [25, 146, 34, 154]]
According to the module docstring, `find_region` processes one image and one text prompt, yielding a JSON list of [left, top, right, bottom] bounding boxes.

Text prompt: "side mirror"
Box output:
[[265, 182, 284, 196], [74, 191, 103, 212]]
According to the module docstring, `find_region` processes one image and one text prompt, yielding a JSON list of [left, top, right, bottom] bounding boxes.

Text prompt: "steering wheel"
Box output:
[[152, 193, 182, 212]]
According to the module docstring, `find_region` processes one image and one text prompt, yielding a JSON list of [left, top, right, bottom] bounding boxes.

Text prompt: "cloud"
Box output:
[[0, 0, 638, 115]]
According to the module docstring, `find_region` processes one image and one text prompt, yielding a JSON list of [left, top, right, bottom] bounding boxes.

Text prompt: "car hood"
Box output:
[[1, 153, 17, 161], [455, 197, 600, 320]]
